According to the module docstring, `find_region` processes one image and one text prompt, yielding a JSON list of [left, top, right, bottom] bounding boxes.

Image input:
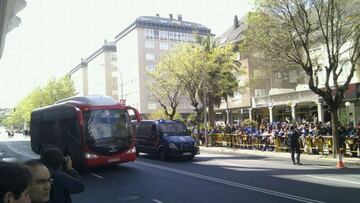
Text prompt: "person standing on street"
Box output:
[[0, 161, 32, 203], [288, 124, 302, 165], [40, 148, 84, 203], [23, 160, 52, 203]]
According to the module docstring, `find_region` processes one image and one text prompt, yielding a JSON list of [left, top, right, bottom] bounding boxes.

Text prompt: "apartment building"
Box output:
[[69, 41, 118, 100], [114, 14, 211, 115], [68, 14, 212, 116], [216, 12, 360, 125]]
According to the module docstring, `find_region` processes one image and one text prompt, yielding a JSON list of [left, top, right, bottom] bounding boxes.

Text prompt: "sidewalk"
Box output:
[[199, 146, 360, 166]]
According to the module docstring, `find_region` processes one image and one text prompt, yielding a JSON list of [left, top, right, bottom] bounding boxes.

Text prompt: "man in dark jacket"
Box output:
[[40, 148, 84, 203], [288, 125, 302, 165]]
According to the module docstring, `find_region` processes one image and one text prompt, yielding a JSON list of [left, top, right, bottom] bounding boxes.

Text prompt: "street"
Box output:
[[1, 133, 359, 203]]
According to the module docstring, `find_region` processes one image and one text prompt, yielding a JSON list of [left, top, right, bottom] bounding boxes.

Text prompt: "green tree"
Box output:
[[2, 75, 76, 129], [249, 0, 360, 155], [196, 36, 242, 127], [147, 51, 183, 120], [151, 44, 205, 134]]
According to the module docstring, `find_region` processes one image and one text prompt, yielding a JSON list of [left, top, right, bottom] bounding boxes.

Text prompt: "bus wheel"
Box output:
[[159, 149, 167, 161]]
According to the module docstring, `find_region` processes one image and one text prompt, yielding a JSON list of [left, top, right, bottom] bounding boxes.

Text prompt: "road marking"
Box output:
[[5, 142, 38, 159], [89, 172, 104, 179], [152, 199, 163, 203], [137, 161, 324, 203], [305, 175, 360, 185]]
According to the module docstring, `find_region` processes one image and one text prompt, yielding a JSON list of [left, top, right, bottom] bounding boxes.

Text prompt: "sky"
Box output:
[[0, 0, 254, 108]]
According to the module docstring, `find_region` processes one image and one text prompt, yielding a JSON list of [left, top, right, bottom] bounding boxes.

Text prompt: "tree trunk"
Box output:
[[331, 110, 340, 157], [196, 110, 202, 141], [208, 99, 215, 128]]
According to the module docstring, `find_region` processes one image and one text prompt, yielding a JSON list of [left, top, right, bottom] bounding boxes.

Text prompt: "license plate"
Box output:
[[182, 152, 192, 156], [108, 158, 120, 162]]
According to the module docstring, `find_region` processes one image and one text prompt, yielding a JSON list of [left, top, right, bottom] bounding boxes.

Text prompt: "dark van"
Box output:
[[134, 120, 199, 160]]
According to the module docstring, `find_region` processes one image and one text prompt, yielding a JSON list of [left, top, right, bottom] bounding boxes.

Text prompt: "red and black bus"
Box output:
[[30, 95, 141, 171]]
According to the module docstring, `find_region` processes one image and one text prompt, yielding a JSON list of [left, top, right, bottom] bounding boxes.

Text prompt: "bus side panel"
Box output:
[[30, 112, 41, 154]]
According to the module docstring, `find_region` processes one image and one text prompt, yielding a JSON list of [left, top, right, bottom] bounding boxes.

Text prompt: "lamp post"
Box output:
[[118, 69, 124, 100], [345, 101, 350, 125]]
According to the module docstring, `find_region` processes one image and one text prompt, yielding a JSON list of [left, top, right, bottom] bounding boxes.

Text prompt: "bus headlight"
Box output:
[[84, 153, 98, 159], [168, 143, 177, 150], [126, 146, 136, 153]]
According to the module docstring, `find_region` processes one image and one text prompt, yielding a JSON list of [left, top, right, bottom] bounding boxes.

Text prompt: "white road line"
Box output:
[[305, 175, 360, 185], [5, 142, 38, 159], [89, 172, 104, 179], [137, 161, 324, 203], [152, 199, 164, 203]]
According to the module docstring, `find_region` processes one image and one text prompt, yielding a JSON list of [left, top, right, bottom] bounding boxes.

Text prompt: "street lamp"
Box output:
[[118, 68, 124, 100], [345, 101, 350, 125]]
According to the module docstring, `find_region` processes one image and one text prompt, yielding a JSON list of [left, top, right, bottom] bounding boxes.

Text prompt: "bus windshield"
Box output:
[[83, 109, 132, 153]]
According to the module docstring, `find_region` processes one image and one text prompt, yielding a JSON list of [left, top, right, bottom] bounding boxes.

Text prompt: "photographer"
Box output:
[[40, 148, 84, 203]]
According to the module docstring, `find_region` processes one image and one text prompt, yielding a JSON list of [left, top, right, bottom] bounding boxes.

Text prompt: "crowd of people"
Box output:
[[194, 119, 360, 157], [0, 148, 84, 203]]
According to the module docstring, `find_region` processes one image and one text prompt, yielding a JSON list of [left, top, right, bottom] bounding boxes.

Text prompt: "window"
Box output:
[[145, 40, 155, 49], [255, 89, 268, 97], [232, 92, 242, 100], [145, 29, 154, 39], [111, 53, 117, 62], [146, 64, 156, 72], [145, 53, 155, 61], [148, 102, 157, 110], [289, 70, 297, 83], [111, 70, 118, 77], [160, 42, 169, 50], [275, 71, 282, 79], [159, 30, 168, 41]]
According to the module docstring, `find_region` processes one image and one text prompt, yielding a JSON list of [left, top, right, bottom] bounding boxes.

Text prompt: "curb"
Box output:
[[199, 146, 360, 166]]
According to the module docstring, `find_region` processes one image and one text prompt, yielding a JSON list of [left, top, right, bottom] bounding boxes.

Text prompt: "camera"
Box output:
[[63, 156, 70, 166]]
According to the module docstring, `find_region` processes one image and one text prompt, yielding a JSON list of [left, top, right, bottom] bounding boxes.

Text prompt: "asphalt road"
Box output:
[[1, 133, 359, 203]]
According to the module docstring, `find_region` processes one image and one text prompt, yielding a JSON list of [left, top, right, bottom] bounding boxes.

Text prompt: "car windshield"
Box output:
[[158, 123, 189, 136], [83, 109, 131, 143]]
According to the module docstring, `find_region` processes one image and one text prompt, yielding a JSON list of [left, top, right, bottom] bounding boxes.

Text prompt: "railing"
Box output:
[[197, 133, 360, 156]]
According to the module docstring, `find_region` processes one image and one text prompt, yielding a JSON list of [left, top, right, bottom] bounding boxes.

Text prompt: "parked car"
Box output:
[[133, 120, 199, 160]]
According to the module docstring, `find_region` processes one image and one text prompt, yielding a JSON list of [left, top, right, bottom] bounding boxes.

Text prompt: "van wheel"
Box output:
[[159, 149, 167, 161], [187, 155, 195, 160]]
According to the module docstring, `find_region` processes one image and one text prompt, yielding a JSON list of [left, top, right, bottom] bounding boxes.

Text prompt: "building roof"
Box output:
[[217, 13, 250, 46], [135, 15, 211, 33], [115, 15, 212, 41]]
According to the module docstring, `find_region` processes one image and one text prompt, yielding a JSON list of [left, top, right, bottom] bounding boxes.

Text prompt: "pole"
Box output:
[[121, 73, 124, 100], [118, 66, 124, 100]]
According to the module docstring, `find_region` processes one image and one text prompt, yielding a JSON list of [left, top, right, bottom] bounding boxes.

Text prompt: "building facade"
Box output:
[[69, 41, 118, 101], [114, 14, 212, 115], [68, 14, 212, 116], [216, 13, 360, 125], [0, 0, 26, 58]]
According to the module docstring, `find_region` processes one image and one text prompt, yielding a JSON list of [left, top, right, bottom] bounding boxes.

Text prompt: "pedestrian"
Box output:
[[40, 148, 84, 203], [0, 161, 32, 203], [23, 160, 52, 203], [287, 124, 302, 165]]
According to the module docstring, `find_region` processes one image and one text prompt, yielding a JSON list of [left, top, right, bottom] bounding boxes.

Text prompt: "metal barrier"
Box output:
[[198, 133, 359, 157]]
